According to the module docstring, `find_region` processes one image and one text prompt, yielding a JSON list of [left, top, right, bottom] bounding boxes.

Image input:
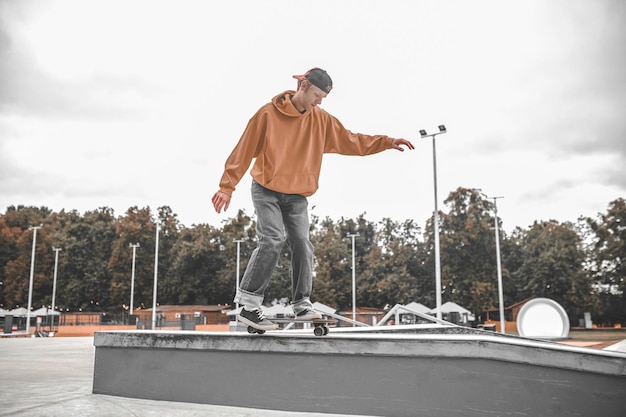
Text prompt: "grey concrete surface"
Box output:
[[0, 337, 369, 417], [605, 338, 626, 353], [92, 330, 626, 417]]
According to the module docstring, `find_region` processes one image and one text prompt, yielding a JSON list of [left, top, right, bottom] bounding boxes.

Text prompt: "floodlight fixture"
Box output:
[[419, 125, 448, 140]]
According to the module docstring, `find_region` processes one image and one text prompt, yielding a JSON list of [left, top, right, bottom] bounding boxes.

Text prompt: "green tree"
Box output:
[[310, 216, 352, 309], [0, 206, 52, 309], [433, 187, 506, 316], [167, 210, 256, 306], [343, 215, 378, 309], [151, 206, 181, 306], [108, 206, 156, 312], [585, 198, 626, 325], [359, 218, 425, 307], [501, 226, 525, 307], [168, 224, 225, 304], [57, 208, 116, 312], [512, 220, 592, 322]]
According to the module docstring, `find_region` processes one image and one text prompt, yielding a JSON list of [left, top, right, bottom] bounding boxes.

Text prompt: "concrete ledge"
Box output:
[[93, 330, 626, 416]]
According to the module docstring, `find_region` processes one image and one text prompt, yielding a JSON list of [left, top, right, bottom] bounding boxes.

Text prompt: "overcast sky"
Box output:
[[1, 0, 625, 233]]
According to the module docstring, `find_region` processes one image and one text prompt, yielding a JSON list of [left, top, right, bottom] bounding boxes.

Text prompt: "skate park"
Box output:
[[3, 1, 626, 416], [1, 300, 626, 416], [90, 308, 626, 417]]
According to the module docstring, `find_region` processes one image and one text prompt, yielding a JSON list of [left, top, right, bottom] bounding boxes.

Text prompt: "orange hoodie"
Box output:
[[218, 90, 394, 197]]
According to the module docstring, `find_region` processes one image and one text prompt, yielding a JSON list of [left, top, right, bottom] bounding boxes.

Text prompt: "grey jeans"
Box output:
[[234, 180, 314, 314]]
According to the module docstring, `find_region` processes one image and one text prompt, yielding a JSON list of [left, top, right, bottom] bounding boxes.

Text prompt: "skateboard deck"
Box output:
[[246, 317, 337, 337]]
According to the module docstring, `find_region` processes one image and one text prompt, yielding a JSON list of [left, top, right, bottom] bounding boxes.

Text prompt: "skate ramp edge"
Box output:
[[92, 330, 626, 417]]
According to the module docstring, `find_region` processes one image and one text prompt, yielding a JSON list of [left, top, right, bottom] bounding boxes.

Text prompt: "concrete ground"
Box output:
[[605, 338, 626, 353], [0, 337, 369, 417]]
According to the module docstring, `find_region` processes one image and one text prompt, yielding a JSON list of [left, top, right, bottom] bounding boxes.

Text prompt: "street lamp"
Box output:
[[26, 224, 43, 334], [347, 233, 359, 325], [151, 222, 160, 330], [233, 239, 245, 310], [420, 125, 447, 320], [129, 243, 140, 319], [487, 196, 505, 333], [51, 247, 62, 330]]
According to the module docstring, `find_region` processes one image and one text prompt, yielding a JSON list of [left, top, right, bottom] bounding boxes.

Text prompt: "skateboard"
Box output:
[[246, 318, 337, 337]]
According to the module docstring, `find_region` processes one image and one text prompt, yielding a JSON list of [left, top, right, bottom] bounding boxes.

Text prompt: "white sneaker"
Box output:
[[295, 309, 323, 321]]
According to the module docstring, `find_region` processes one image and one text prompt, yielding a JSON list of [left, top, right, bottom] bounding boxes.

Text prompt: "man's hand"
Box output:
[[212, 191, 231, 213], [391, 138, 415, 151]]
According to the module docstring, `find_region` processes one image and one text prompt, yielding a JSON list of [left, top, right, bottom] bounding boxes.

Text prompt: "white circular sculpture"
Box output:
[[517, 298, 570, 339]]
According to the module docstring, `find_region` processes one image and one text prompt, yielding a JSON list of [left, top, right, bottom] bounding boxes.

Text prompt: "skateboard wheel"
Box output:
[[313, 326, 325, 337], [323, 326, 329, 336], [247, 326, 265, 335]]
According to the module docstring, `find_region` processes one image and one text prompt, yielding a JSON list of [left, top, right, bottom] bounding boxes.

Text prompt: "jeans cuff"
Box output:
[[234, 289, 264, 310]]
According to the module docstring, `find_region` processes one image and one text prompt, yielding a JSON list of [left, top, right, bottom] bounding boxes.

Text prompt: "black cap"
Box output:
[[293, 68, 333, 93]]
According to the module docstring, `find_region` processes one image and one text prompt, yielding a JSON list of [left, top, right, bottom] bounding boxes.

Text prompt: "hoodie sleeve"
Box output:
[[322, 113, 393, 156], [218, 112, 266, 196]]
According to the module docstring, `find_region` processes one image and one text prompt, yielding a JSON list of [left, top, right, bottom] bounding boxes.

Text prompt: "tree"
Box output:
[[501, 226, 525, 308], [511, 220, 592, 322], [433, 188, 506, 316], [0, 206, 52, 309], [151, 206, 182, 306], [168, 224, 225, 304], [310, 216, 353, 309], [167, 210, 256, 305], [585, 198, 626, 325], [57, 208, 116, 312], [108, 206, 156, 311], [1, 196, 620, 326], [359, 218, 425, 307]]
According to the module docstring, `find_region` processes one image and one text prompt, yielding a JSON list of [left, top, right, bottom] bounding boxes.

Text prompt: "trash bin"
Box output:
[[181, 320, 195, 330], [449, 311, 460, 324], [180, 315, 196, 331], [3, 315, 13, 334]]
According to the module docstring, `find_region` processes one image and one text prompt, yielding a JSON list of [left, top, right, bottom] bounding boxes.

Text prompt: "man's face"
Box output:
[[301, 82, 328, 110]]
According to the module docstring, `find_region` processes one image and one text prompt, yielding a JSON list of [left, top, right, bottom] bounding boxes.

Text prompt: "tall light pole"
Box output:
[[488, 196, 505, 333], [51, 247, 62, 330], [151, 222, 160, 330], [233, 239, 245, 310], [26, 224, 43, 334], [420, 125, 447, 320], [129, 243, 140, 318], [347, 233, 359, 325]]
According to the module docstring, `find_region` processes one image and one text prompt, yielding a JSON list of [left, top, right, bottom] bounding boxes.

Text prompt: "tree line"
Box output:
[[0, 188, 624, 325]]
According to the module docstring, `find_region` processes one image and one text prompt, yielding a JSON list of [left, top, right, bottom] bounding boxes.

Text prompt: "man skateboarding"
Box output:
[[212, 68, 414, 331]]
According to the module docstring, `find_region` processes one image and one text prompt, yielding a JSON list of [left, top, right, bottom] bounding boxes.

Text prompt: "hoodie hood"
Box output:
[[272, 90, 306, 117]]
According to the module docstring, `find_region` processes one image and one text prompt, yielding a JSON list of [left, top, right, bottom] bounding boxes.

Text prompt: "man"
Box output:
[[212, 68, 414, 330]]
